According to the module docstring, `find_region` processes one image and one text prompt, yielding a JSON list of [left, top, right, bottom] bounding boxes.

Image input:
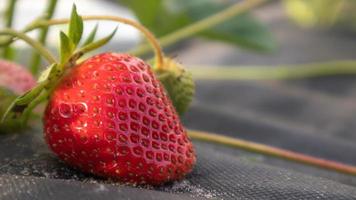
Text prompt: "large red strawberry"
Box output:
[[1, 5, 196, 185], [43, 53, 196, 185]]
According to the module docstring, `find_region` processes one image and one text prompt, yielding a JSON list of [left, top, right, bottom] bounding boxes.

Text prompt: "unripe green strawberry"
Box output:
[[154, 58, 195, 115], [0, 60, 36, 133], [44, 53, 196, 185]]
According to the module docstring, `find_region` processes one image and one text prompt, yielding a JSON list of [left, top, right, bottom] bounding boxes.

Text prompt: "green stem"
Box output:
[[129, 0, 268, 56], [21, 91, 48, 126], [29, 0, 58, 76], [2, 0, 266, 58], [2, 0, 18, 59], [188, 130, 356, 176], [4, 0, 17, 28], [0, 29, 57, 64], [25, 15, 165, 70], [0, 0, 266, 67], [189, 60, 356, 80]]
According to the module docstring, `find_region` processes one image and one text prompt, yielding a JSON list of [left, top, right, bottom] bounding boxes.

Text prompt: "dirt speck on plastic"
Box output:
[[160, 180, 218, 199]]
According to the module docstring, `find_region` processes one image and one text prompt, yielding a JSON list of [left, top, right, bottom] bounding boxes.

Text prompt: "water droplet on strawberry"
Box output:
[[59, 103, 72, 118], [73, 102, 87, 114]]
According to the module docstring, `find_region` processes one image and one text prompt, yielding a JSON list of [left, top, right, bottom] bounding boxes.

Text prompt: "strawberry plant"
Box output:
[[0, 5, 196, 185], [0, 0, 355, 190]]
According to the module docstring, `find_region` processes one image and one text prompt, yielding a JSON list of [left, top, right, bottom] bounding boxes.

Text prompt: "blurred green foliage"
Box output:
[[118, 0, 276, 52], [0, 88, 20, 133], [284, 0, 356, 29]]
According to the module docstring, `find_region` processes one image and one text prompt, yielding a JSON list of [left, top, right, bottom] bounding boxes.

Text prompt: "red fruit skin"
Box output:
[[44, 53, 196, 185], [0, 59, 36, 94]]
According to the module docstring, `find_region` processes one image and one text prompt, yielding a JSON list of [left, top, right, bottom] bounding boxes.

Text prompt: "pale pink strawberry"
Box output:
[[0, 59, 36, 94]]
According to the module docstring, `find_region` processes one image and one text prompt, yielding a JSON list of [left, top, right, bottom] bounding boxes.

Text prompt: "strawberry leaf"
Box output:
[[60, 31, 75, 64], [121, 0, 276, 52], [199, 14, 276, 52], [77, 27, 117, 54], [82, 24, 98, 47], [68, 4, 83, 46]]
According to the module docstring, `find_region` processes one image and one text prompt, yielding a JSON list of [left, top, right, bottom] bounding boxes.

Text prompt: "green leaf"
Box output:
[[82, 24, 98, 46], [120, 0, 162, 28], [68, 4, 83, 46], [119, 0, 276, 52], [183, 1, 276, 52], [119, 0, 191, 37], [200, 14, 276, 52], [60, 31, 75, 64], [77, 27, 117, 54]]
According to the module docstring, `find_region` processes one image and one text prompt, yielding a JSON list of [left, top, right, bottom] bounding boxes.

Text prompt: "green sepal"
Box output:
[[154, 58, 195, 115], [0, 88, 21, 133], [38, 63, 60, 83], [1, 63, 57, 123], [68, 4, 83, 46], [14, 81, 47, 106], [76, 27, 117, 55], [20, 92, 48, 127], [82, 24, 98, 46], [1, 81, 47, 123], [1, 63, 60, 127], [59, 31, 75, 64]]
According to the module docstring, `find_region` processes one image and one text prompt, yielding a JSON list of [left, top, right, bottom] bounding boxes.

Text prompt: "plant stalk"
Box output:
[[1, 0, 267, 68], [0, 29, 57, 64], [2, 0, 18, 59], [188, 130, 356, 176], [27, 15, 165, 70], [189, 60, 356, 80], [130, 0, 268, 56], [29, 0, 58, 76]]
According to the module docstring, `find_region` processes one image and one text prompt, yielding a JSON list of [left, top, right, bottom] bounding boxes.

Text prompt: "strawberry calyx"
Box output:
[[25, 15, 165, 70], [1, 5, 117, 127], [154, 58, 195, 115]]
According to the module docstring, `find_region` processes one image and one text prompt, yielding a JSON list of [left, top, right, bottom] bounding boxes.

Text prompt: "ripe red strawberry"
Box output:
[[44, 52, 196, 185], [0, 59, 36, 95]]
